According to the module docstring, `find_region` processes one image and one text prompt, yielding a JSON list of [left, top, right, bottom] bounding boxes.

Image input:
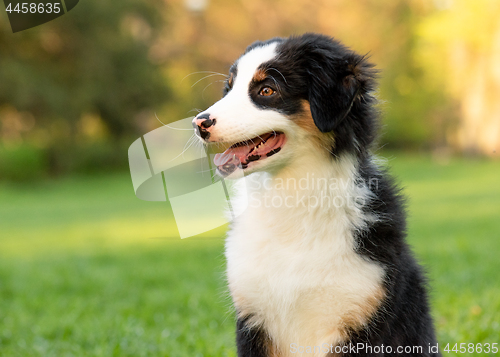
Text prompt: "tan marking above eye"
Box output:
[[259, 87, 275, 96], [253, 68, 267, 82], [228, 73, 234, 87]]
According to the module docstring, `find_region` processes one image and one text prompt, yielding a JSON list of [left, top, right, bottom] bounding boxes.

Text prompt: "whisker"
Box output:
[[202, 80, 226, 99], [197, 141, 205, 177], [268, 67, 288, 85], [196, 168, 216, 174], [266, 75, 285, 104], [191, 73, 227, 88], [182, 71, 228, 83], [155, 112, 193, 131], [167, 134, 197, 164]]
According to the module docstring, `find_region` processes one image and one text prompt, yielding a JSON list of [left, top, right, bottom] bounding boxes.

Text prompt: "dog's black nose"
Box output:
[[194, 113, 215, 129], [192, 113, 216, 140]]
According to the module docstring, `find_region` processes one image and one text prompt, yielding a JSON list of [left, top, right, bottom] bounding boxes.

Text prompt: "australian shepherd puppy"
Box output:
[[193, 33, 440, 357]]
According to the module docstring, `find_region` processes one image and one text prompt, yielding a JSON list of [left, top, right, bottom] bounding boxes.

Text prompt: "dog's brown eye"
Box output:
[[259, 87, 275, 96]]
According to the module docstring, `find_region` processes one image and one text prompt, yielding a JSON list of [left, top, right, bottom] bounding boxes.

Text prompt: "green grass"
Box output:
[[387, 154, 500, 354], [0, 153, 499, 356]]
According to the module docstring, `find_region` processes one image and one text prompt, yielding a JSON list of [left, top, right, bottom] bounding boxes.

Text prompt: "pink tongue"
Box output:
[[214, 153, 236, 167], [213, 133, 284, 168], [214, 144, 250, 166]]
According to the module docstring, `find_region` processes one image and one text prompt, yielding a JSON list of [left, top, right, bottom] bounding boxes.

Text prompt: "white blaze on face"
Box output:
[[232, 42, 278, 93], [203, 42, 290, 144]]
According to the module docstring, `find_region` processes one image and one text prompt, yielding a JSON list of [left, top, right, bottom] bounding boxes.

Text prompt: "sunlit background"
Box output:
[[0, 0, 499, 356]]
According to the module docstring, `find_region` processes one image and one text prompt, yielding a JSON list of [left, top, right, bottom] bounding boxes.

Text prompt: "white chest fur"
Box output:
[[225, 155, 385, 357]]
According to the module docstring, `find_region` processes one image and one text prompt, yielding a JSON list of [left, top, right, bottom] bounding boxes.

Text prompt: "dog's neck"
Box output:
[[249, 149, 360, 196], [240, 150, 373, 236]]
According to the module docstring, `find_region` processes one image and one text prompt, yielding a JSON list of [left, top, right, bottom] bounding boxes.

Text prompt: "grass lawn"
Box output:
[[0, 153, 499, 356]]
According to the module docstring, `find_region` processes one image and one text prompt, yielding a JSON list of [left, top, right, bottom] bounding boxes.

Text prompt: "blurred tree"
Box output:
[[416, 0, 500, 156], [0, 0, 171, 174]]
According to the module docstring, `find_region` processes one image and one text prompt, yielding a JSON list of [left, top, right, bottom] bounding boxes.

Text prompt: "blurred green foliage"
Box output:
[[0, 0, 170, 179], [0, 144, 47, 181]]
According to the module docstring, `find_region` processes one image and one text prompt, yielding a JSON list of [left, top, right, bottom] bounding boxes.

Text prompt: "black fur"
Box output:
[[345, 156, 441, 356], [226, 34, 440, 357], [236, 316, 270, 357]]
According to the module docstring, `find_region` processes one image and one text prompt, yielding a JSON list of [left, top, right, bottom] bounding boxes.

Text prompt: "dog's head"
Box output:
[[193, 33, 378, 178]]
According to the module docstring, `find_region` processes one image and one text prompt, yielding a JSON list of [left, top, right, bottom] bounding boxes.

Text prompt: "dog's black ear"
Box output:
[[308, 52, 373, 133]]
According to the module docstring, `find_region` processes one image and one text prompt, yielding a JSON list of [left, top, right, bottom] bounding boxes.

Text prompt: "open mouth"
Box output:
[[213, 131, 286, 176]]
